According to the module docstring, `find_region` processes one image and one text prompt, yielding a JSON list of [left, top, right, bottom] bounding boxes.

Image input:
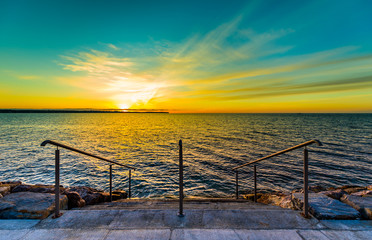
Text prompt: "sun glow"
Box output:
[[118, 103, 129, 109]]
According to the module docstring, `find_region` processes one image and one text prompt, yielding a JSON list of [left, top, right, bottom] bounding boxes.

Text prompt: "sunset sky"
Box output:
[[1, 0, 371, 112]]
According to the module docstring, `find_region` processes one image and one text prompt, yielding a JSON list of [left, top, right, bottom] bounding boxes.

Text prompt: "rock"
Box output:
[[341, 186, 366, 194], [0, 201, 15, 211], [279, 195, 295, 209], [11, 184, 32, 192], [309, 185, 327, 193], [367, 185, 372, 191], [0, 192, 68, 219], [12, 184, 63, 194], [27, 185, 56, 193], [257, 194, 284, 206], [293, 193, 360, 220], [66, 186, 104, 205], [0, 186, 11, 196], [341, 195, 372, 220], [0, 194, 3, 199], [112, 189, 128, 199], [351, 190, 372, 197], [0, 181, 22, 191], [102, 192, 122, 202], [319, 189, 347, 200], [243, 193, 263, 201], [65, 191, 85, 209]]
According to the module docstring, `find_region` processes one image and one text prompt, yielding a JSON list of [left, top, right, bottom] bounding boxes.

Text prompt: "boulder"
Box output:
[[112, 189, 128, 199], [12, 184, 62, 194], [0, 192, 68, 219], [341, 186, 366, 194], [0, 186, 11, 196], [243, 193, 263, 201], [293, 193, 360, 220], [66, 186, 104, 205], [279, 195, 295, 209], [102, 192, 122, 202], [309, 185, 327, 193], [257, 193, 284, 205], [0, 181, 22, 191], [11, 184, 32, 192], [319, 189, 347, 200], [0, 201, 15, 211], [65, 191, 85, 209], [256, 193, 295, 209], [341, 195, 372, 220], [351, 190, 372, 197]]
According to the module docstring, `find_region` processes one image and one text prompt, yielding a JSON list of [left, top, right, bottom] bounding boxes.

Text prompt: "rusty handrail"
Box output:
[[232, 139, 322, 218], [232, 139, 322, 171], [41, 140, 135, 170], [41, 140, 135, 218]]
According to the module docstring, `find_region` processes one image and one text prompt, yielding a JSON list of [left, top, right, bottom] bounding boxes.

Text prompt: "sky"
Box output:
[[0, 0, 372, 113]]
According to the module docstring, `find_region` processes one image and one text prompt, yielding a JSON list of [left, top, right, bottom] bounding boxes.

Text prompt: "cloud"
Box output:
[[17, 75, 39, 80], [107, 43, 120, 50], [58, 14, 372, 111]]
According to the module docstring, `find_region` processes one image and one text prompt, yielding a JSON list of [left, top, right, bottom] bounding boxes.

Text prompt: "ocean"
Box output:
[[0, 113, 371, 198]]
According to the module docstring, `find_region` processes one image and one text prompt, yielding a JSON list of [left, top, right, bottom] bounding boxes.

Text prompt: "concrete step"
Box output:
[[35, 208, 323, 230], [81, 198, 284, 210]]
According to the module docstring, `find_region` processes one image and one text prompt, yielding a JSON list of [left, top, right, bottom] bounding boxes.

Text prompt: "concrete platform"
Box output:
[[0, 199, 371, 239]]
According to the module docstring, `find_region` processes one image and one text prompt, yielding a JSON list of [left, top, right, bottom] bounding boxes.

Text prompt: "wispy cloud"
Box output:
[[59, 14, 372, 111]]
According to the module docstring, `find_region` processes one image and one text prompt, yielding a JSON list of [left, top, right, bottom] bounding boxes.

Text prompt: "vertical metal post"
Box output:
[[128, 169, 132, 199], [235, 171, 239, 199], [178, 139, 184, 217], [254, 165, 257, 203], [304, 147, 309, 218], [109, 165, 112, 202], [54, 148, 61, 218]]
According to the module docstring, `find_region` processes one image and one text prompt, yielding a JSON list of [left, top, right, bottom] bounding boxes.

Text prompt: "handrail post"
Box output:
[[235, 170, 239, 199], [128, 169, 132, 199], [109, 164, 112, 202], [254, 165, 257, 203], [304, 147, 309, 218], [178, 139, 184, 217], [53, 148, 62, 218]]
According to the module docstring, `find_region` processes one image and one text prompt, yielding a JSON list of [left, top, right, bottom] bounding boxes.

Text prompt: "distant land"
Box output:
[[0, 109, 169, 113]]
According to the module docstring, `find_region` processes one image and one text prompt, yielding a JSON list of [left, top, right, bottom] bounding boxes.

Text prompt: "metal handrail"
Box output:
[[41, 140, 135, 170], [41, 140, 135, 218], [232, 139, 322, 170], [232, 139, 322, 218]]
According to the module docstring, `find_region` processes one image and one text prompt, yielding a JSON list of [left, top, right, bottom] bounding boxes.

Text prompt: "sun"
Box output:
[[118, 103, 129, 110]]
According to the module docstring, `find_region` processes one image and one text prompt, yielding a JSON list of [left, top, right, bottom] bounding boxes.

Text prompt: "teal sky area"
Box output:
[[1, 0, 372, 112]]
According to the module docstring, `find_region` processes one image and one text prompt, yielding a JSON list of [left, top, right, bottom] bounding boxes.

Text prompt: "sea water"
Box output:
[[0, 113, 371, 198]]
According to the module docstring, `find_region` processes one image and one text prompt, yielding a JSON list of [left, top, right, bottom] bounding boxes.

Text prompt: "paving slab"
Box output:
[[21, 229, 109, 240], [106, 229, 171, 240], [172, 229, 239, 240], [0, 219, 40, 229], [320, 220, 372, 230], [320, 230, 372, 240], [0, 229, 31, 240], [36, 210, 119, 229], [234, 229, 302, 240], [201, 209, 323, 229], [297, 230, 331, 240], [109, 210, 203, 229]]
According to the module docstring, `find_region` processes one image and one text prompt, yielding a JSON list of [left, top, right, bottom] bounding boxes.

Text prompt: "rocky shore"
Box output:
[[243, 185, 372, 220], [1, 181, 371, 221], [0, 181, 127, 219]]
